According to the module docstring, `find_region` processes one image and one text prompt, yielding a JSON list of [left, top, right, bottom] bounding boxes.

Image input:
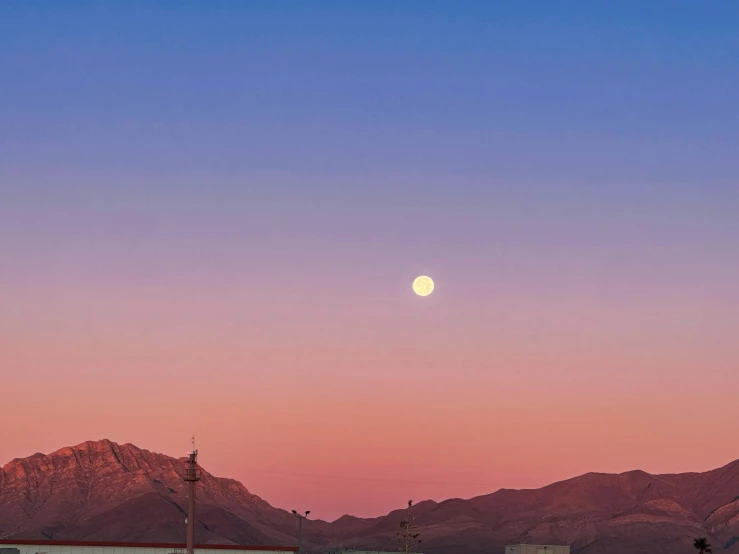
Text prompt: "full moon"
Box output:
[[412, 275, 434, 297]]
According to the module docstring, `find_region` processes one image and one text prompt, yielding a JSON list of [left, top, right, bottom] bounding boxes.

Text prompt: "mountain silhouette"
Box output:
[[2, 440, 738, 554]]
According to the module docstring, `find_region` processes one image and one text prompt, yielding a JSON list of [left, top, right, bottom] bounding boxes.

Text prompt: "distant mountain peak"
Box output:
[[3, 441, 739, 554]]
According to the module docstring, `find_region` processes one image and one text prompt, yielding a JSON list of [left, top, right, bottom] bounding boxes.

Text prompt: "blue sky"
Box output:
[[2, 0, 738, 312], [2, 0, 738, 269], [2, 1, 738, 182]]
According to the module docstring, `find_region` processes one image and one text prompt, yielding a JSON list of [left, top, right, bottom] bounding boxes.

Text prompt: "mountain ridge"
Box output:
[[2, 440, 739, 554]]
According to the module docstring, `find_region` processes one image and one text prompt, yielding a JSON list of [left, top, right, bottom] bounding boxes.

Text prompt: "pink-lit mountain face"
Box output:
[[1, 440, 738, 554]]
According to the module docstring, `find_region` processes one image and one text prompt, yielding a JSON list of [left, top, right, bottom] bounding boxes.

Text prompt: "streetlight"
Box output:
[[291, 510, 310, 554]]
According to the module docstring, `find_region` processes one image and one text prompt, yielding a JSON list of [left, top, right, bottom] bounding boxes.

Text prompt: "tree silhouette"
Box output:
[[398, 500, 422, 554], [693, 537, 712, 554]]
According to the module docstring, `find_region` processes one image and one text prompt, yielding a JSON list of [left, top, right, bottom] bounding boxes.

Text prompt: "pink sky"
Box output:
[[2, 236, 738, 520]]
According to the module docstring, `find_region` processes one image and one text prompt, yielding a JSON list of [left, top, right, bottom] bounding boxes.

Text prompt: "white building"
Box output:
[[504, 545, 569, 554], [0, 540, 296, 554]]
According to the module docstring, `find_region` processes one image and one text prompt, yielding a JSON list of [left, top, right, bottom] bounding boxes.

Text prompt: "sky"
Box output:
[[1, 1, 739, 521]]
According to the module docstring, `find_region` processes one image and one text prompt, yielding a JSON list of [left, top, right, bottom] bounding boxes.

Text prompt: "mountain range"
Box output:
[[2, 440, 738, 554]]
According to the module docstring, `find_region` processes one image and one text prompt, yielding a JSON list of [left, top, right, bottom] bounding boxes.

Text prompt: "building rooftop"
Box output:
[[0, 540, 297, 552]]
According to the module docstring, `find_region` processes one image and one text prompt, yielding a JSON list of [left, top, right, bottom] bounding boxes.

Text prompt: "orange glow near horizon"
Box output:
[[2, 274, 738, 520]]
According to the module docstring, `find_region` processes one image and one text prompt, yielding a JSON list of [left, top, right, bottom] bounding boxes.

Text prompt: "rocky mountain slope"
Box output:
[[1, 440, 738, 554]]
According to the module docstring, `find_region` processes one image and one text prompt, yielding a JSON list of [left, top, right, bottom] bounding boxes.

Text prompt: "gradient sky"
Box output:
[[1, 1, 739, 521]]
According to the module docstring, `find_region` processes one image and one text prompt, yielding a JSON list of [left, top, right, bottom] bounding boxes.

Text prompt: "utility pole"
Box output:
[[184, 437, 201, 554], [292, 509, 310, 554]]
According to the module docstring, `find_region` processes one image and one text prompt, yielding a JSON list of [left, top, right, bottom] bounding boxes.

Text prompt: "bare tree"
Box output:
[[398, 500, 422, 554]]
